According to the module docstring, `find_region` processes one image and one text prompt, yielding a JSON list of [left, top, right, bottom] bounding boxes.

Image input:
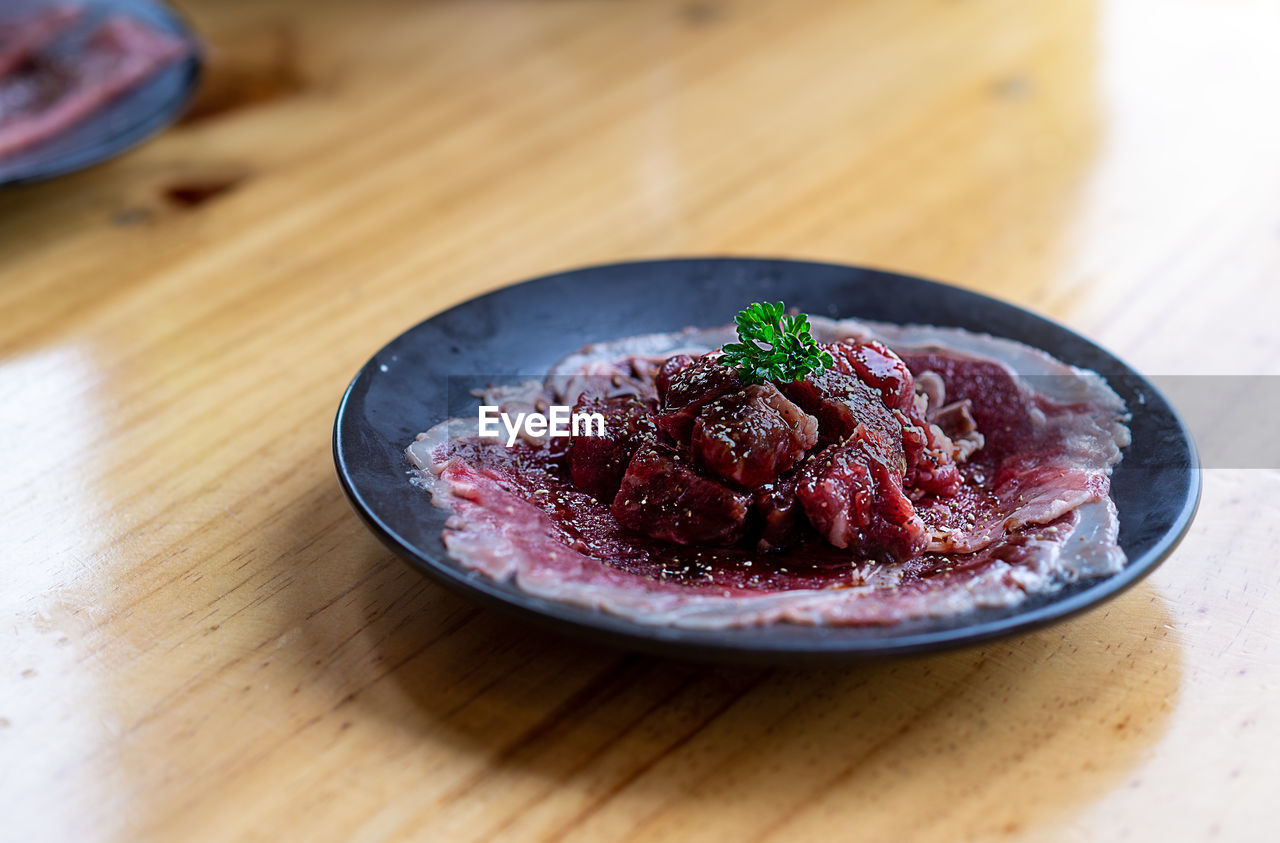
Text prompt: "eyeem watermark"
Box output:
[[478, 405, 606, 446]]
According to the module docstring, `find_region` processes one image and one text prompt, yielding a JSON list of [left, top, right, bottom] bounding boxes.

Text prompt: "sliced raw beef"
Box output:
[[0, 16, 189, 159], [0, 5, 81, 77]]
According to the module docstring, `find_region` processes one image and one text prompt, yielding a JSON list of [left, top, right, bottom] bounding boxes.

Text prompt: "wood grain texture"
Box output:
[[2, 0, 1278, 840]]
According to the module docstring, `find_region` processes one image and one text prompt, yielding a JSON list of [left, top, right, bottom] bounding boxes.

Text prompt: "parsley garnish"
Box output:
[[720, 301, 834, 385]]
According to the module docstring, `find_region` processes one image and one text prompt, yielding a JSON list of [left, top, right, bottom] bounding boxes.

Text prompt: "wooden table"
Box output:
[[4, 0, 1278, 839]]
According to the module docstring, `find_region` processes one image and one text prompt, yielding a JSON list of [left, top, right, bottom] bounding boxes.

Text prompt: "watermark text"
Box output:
[[478, 405, 606, 446]]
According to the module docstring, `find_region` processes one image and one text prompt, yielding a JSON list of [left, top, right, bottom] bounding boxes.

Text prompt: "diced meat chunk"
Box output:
[[782, 369, 904, 459], [611, 443, 749, 546], [599, 343, 973, 559], [801, 342, 963, 498], [691, 383, 818, 488], [654, 354, 694, 404], [567, 395, 657, 501], [655, 355, 742, 442], [753, 471, 810, 552], [659, 354, 740, 410], [828, 340, 916, 411], [796, 431, 928, 561]]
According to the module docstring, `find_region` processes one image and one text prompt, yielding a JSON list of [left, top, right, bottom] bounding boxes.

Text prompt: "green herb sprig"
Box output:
[[720, 301, 834, 385]]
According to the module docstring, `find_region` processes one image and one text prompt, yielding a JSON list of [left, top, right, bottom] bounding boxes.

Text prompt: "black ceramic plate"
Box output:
[[0, 0, 202, 187], [334, 258, 1200, 663]]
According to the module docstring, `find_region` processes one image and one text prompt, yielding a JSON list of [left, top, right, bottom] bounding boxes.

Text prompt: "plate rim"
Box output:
[[333, 256, 1202, 663]]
